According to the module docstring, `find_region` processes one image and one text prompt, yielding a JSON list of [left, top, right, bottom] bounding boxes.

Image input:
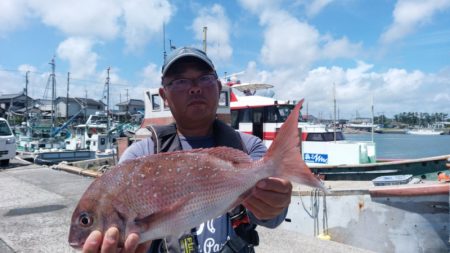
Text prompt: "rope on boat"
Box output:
[[299, 188, 329, 239]]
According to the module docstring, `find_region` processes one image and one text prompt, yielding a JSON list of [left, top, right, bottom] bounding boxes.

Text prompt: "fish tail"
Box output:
[[264, 99, 325, 190]]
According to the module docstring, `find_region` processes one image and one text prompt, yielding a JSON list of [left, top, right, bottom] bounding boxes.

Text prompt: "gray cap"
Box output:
[[161, 47, 215, 76]]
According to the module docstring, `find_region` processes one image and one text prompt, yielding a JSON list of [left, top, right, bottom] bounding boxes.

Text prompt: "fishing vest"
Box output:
[[146, 119, 259, 253]]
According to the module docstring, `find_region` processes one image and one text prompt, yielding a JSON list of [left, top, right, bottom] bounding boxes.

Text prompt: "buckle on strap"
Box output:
[[220, 236, 249, 253]]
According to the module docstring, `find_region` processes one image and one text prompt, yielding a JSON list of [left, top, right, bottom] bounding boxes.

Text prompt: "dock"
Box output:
[[1, 159, 375, 253]]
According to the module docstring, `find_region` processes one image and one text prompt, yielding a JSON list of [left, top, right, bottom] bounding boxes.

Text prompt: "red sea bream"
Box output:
[[68, 99, 324, 248]]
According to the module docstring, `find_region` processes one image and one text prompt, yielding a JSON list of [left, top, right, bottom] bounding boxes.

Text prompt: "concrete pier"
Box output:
[[0, 159, 374, 253]]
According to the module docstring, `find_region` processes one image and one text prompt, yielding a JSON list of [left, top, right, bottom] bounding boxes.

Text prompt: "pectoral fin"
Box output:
[[133, 194, 192, 232]]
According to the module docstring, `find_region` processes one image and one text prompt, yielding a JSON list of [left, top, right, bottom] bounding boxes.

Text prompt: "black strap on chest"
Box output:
[[145, 120, 257, 253], [146, 120, 247, 153]]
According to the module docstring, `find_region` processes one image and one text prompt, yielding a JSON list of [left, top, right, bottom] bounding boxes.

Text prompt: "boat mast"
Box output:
[[66, 72, 70, 122], [371, 96, 374, 142], [106, 67, 111, 133], [333, 83, 337, 143], [163, 22, 167, 61]]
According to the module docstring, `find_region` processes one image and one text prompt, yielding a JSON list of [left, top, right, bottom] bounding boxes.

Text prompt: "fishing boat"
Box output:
[[309, 155, 450, 180], [406, 128, 444, 135], [65, 112, 116, 158], [282, 178, 449, 253], [133, 79, 449, 181]]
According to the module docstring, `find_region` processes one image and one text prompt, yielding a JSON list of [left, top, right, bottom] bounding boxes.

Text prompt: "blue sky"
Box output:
[[1, 0, 449, 119]]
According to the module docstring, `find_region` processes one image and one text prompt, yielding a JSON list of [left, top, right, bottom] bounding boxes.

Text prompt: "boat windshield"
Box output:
[[0, 121, 12, 136], [306, 132, 345, 141], [271, 105, 305, 122]]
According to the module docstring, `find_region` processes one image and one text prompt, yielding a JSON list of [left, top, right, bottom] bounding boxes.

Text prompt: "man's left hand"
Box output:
[[242, 177, 293, 220]]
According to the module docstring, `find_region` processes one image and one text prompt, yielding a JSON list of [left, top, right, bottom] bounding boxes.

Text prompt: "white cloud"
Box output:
[[122, 0, 173, 51], [238, 0, 282, 14], [237, 60, 448, 118], [0, 0, 29, 36], [192, 4, 232, 63], [380, 0, 450, 44], [140, 63, 162, 88], [259, 11, 320, 67], [23, 0, 174, 50], [238, 2, 362, 68], [321, 36, 362, 59], [0, 64, 55, 100], [18, 64, 37, 73], [27, 0, 122, 40], [56, 37, 98, 78], [382, 68, 424, 94], [0, 68, 25, 95], [303, 0, 334, 17]]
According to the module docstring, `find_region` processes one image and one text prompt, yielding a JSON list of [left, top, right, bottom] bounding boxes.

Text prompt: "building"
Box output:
[[54, 97, 106, 119], [116, 99, 144, 114], [114, 99, 144, 122], [0, 92, 33, 113]]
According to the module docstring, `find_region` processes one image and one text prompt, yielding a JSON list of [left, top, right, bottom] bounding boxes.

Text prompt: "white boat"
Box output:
[[65, 112, 116, 158], [136, 81, 375, 167], [406, 128, 444, 135], [225, 80, 376, 167], [134, 79, 449, 181]]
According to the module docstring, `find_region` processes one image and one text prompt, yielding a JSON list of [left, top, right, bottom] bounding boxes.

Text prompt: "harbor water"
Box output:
[[345, 133, 450, 159]]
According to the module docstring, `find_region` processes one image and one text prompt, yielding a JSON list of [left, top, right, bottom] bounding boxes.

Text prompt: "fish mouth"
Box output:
[[69, 241, 84, 249], [69, 240, 86, 249]]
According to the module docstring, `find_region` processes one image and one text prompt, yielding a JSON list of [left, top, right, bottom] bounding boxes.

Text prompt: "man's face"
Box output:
[[160, 62, 221, 128]]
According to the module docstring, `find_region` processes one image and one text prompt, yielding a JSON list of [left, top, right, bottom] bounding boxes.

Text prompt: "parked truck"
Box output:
[[0, 118, 16, 166]]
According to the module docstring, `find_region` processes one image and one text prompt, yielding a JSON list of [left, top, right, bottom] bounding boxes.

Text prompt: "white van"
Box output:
[[0, 118, 16, 166]]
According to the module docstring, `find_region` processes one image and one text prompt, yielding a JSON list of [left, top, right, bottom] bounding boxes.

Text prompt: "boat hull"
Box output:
[[309, 155, 450, 180], [283, 183, 449, 253]]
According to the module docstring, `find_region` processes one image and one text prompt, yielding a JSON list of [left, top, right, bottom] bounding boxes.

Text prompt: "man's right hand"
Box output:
[[82, 227, 151, 253]]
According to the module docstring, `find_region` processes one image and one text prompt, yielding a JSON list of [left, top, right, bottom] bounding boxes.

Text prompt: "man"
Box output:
[[82, 47, 293, 253]]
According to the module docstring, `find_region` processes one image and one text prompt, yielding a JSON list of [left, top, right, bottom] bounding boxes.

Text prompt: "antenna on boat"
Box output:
[[163, 22, 167, 61], [203, 26, 207, 53]]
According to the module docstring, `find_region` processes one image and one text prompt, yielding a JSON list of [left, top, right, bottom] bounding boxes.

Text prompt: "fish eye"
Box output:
[[79, 213, 93, 227]]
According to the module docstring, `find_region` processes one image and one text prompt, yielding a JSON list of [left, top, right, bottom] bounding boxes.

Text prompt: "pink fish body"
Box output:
[[68, 99, 324, 248]]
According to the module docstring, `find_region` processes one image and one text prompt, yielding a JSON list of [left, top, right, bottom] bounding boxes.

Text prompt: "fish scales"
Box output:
[[68, 100, 325, 248]]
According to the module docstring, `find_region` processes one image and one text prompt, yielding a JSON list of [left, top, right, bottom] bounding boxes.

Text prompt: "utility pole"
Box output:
[[25, 71, 29, 123], [106, 67, 111, 132], [126, 88, 129, 102], [84, 89, 87, 122], [66, 72, 70, 122], [49, 57, 56, 129], [125, 88, 129, 116], [203, 26, 207, 52]]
